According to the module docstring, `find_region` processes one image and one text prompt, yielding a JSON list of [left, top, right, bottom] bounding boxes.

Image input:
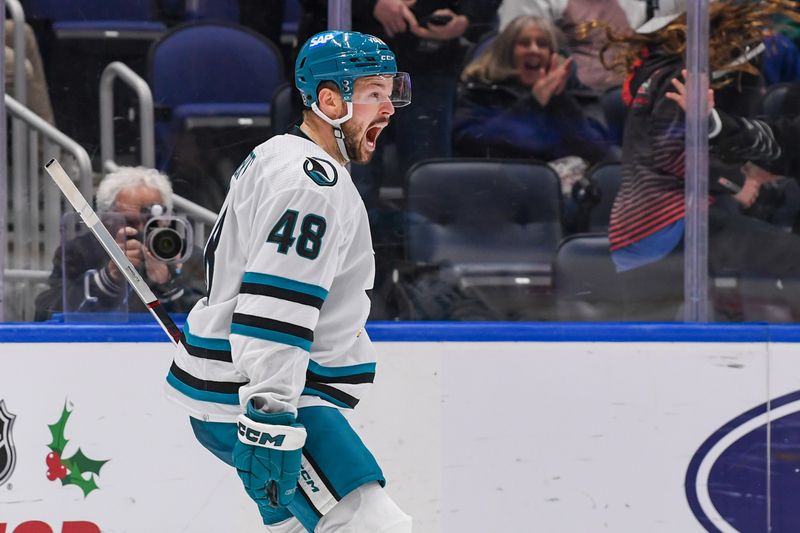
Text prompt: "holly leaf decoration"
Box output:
[[60, 469, 99, 497], [62, 448, 108, 477], [47, 403, 71, 453], [46, 403, 109, 497]]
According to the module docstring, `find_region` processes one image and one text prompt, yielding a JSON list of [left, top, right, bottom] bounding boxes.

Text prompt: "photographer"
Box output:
[[34, 167, 205, 321]]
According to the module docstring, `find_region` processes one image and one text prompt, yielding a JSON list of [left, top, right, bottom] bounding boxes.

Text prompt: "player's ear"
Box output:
[[317, 84, 345, 117]]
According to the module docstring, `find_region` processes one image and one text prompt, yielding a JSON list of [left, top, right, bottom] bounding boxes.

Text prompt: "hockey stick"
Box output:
[[44, 158, 182, 346]]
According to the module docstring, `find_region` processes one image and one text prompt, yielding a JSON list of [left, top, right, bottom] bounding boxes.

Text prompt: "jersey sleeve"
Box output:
[[711, 109, 784, 167], [231, 185, 346, 416]]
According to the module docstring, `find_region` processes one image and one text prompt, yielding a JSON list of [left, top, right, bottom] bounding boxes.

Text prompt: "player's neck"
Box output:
[[300, 115, 348, 166]]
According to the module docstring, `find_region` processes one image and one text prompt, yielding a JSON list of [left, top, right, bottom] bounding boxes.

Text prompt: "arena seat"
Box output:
[[148, 21, 284, 210], [553, 233, 624, 321], [404, 159, 563, 320]]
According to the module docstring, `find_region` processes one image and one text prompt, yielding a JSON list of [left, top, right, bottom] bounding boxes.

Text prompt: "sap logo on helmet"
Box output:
[[310, 33, 336, 47]]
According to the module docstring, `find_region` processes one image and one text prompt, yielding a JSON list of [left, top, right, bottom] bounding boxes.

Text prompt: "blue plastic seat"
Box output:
[[148, 22, 284, 209], [149, 22, 284, 165]]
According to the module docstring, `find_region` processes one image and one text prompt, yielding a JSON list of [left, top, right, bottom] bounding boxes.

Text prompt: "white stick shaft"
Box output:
[[45, 159, 180, 345]]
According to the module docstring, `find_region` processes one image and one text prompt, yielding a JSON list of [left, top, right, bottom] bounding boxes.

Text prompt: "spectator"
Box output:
[[452, 15, 613, 189], [497, 0, 646, 92], [603, 0, 800, 321], [34, 167, 205, 321]]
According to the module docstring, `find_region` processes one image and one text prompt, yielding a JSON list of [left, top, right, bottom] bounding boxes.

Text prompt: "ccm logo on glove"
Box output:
[[238, 422, 287, 447], [236, 414, 307, 450]]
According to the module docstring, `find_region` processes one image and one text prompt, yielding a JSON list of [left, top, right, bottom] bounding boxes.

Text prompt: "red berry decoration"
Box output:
[[46, 451, 61, 468], [46, 463, 68, 481]]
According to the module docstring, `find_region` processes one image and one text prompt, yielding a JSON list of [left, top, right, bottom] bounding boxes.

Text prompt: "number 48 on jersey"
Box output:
[[267, 209, 327, 260]]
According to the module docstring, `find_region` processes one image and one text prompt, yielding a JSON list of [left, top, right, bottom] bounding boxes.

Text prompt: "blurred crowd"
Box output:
[[10, 0, 800, 323]]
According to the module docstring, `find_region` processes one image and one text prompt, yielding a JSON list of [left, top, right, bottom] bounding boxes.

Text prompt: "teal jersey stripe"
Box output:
[[231, 323, 312, 351], [302, 387, 351, 409], [166, 371, 240, 405], [307, 359, 376, 378], [183, 323, 232, 351], [242, 272, 329, 300]]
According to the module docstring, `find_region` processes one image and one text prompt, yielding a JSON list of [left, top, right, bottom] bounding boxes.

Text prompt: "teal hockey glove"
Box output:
[[233, 402, 307, 508]]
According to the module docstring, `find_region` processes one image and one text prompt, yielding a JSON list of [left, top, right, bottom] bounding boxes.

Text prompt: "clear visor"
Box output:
[[350, 72, 412, 108]]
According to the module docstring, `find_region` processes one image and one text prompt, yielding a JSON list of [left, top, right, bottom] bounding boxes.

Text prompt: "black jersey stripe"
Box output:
[[303, 382, 360, 409], [232, 313, 314, 341], [180, 331, 233, 362], [169, 361, 248, 394], [240, 282, 324, 309], [306, 369, 375, 385]]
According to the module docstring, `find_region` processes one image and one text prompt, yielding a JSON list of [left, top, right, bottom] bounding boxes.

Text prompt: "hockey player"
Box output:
[[164, 31, 413, 532]]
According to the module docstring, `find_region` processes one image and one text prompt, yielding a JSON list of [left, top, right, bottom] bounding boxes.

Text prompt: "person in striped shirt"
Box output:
[[601, 0, 800, 320]]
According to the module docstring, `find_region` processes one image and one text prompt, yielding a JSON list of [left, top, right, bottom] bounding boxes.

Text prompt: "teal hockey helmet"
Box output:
[[295, 31, 411, 108]]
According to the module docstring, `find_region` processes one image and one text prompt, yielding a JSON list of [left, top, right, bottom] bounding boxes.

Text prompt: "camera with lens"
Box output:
[[139, 215, 193, 263], [102, 204, 193, 264]]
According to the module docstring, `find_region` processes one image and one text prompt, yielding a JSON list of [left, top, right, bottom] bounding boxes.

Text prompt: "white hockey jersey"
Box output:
[[165, 128, 377, 422]]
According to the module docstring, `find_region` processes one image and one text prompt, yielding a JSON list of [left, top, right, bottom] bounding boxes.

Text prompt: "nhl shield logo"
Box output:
[[0, 400, 17, 486]]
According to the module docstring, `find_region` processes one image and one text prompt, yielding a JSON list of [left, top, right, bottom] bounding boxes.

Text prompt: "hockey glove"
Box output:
[[233, 402, 307, 509]]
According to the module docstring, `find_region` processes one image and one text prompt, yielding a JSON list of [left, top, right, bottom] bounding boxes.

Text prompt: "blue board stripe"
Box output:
[[2, 321, 800, 343]]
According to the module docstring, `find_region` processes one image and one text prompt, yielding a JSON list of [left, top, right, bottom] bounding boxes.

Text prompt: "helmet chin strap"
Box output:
[[311, 102, 354, 164]]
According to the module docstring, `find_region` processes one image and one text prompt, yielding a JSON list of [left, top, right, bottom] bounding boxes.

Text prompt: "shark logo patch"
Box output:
[[303, 157, 338, 187]]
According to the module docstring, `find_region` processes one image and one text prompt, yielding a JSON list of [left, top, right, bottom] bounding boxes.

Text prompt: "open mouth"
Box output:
[[365, 123, 386, 151], [522, 60, 542, 73]]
